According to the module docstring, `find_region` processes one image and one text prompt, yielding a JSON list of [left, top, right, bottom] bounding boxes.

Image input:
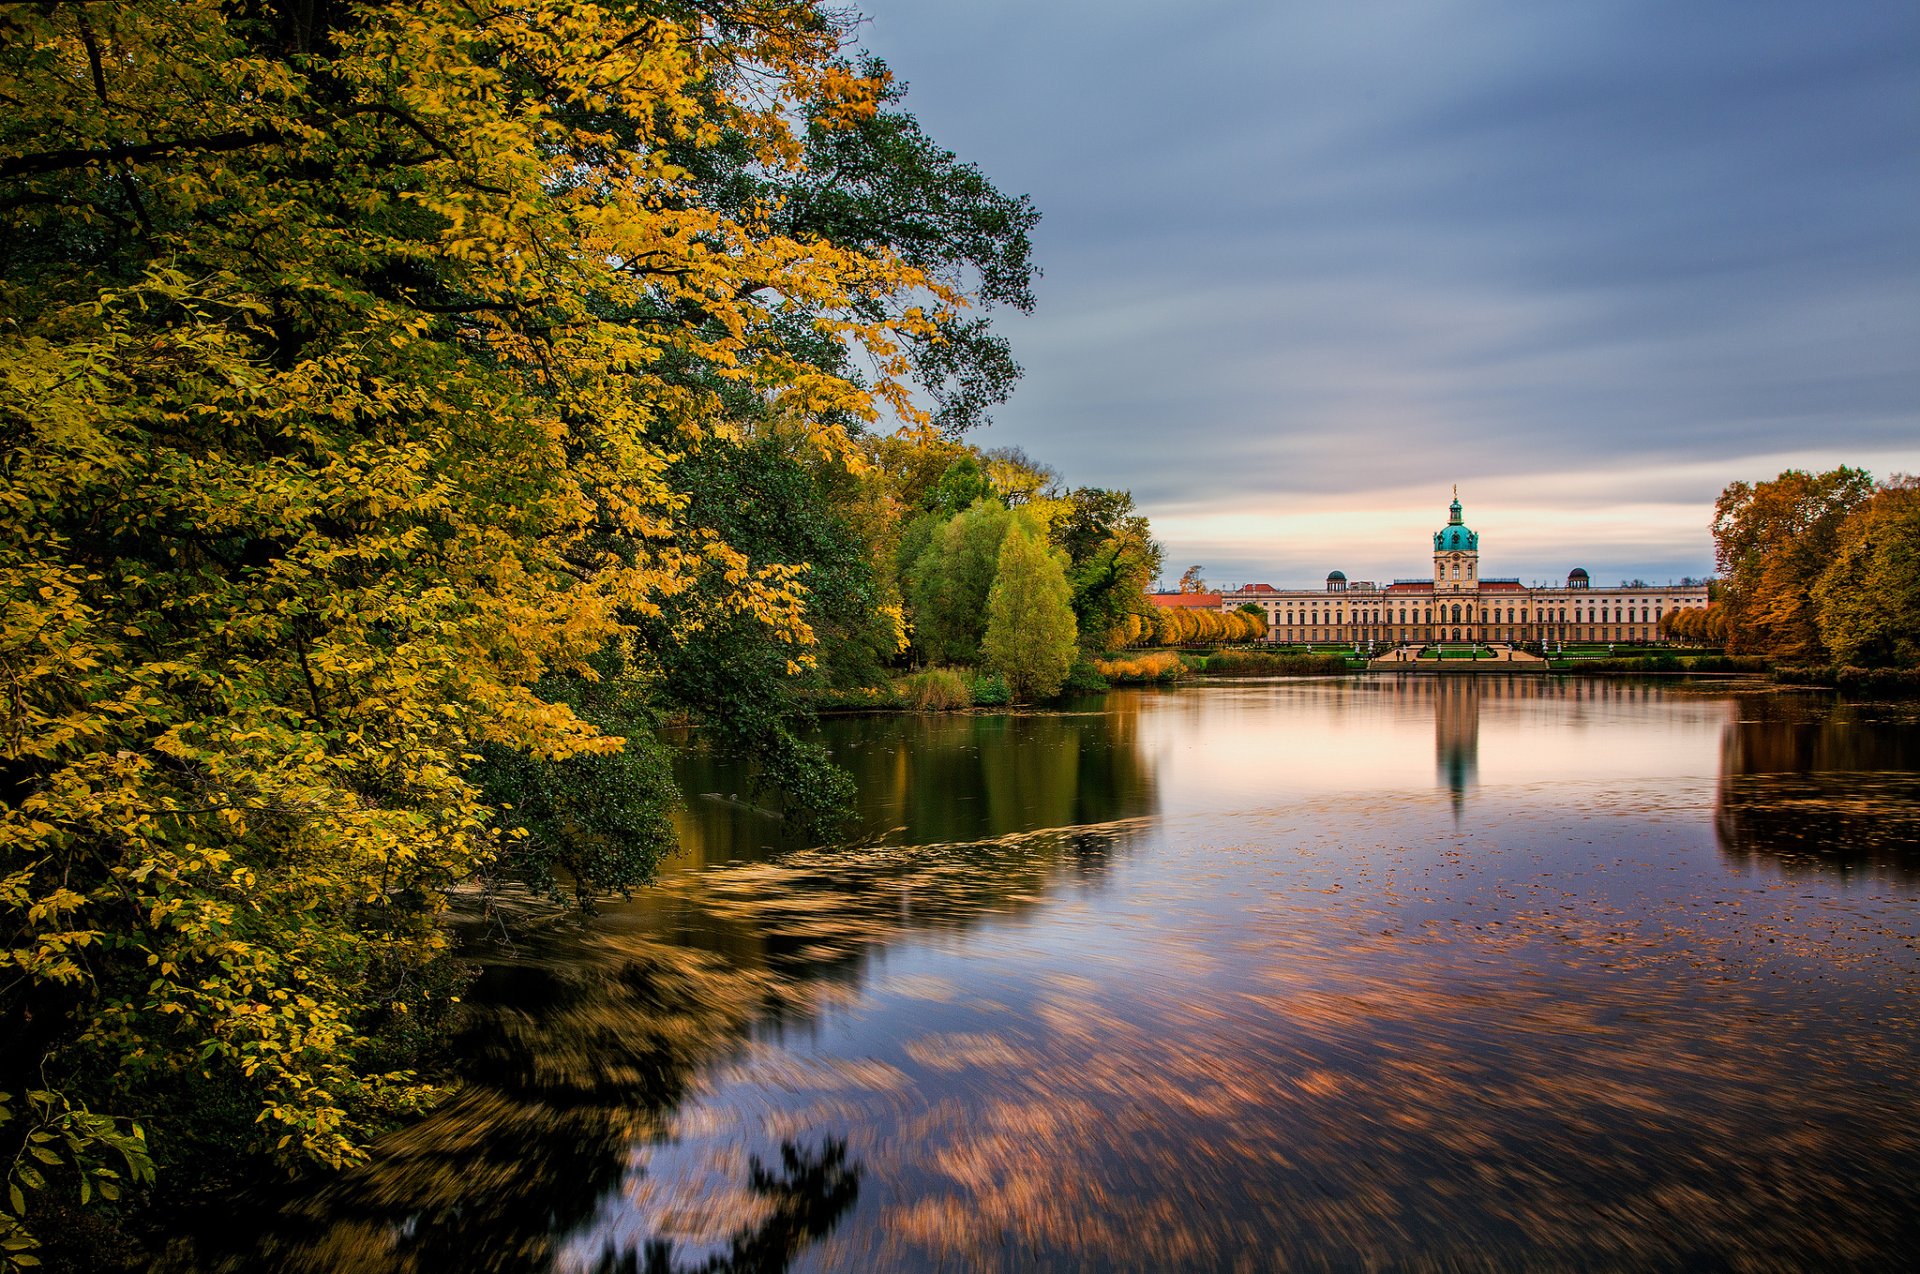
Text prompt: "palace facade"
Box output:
[[1220, 495, 1711, 646]]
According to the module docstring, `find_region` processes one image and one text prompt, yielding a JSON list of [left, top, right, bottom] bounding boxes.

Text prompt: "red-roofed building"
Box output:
[[1148, 592, 1224, 609]]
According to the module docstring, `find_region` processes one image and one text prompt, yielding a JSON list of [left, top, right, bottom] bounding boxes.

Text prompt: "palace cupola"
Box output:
[[1432, 488, 1480, 594]]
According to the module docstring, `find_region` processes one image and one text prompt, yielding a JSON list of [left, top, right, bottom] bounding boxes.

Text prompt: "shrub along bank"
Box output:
[[1773, 666, 1920, 698]]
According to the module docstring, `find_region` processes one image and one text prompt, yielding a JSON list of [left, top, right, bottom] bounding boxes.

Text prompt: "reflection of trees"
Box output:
[[176, 940, 805, 1273], [591, 1138, 860, 1274], [636, 819, 1149, 1010], [1715, 698, 1920, 879], [194, 701, 1156, 1270], [668, 697, 1158, 867]]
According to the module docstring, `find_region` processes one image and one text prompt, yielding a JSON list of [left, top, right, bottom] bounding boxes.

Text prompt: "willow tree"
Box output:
[[0, 0, 1010, 1255]]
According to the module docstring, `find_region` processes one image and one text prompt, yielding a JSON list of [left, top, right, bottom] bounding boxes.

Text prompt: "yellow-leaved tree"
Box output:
[[0, 0, 988, 1258]]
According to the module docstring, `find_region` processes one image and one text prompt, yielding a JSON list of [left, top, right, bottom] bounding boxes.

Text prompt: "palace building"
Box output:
[[1219, 493, 1710, 647]]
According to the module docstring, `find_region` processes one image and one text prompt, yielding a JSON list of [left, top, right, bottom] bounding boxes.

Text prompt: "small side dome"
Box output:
[[1568, 567, 1590, 590], [1326, 569, 1347, 593]]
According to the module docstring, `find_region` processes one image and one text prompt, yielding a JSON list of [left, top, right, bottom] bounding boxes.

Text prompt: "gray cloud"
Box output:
[[857, 0, 1920, 585]]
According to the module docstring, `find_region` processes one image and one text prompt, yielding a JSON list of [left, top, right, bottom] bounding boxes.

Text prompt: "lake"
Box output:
[[212, 677, 1920, 1272]]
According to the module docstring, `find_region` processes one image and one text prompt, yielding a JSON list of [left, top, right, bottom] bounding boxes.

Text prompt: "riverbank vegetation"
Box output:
[[0, 1, 1158, 1263]]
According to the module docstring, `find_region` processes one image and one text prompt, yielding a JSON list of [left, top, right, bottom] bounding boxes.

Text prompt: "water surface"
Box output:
[[220, 678, 1920, 1272]]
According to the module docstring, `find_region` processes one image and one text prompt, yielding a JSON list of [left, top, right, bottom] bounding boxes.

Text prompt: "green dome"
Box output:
[[1433, 495, 1478, 552]]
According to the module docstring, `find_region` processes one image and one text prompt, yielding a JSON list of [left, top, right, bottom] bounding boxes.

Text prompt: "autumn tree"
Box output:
[[982, 523, 1077, 701], [1812, 477, 1920, 668], [1178, 565, 1209, 594], [982, 447, 1061, 508], [1712, 467, 1876, 659], [0, 0, 1032, 1258]]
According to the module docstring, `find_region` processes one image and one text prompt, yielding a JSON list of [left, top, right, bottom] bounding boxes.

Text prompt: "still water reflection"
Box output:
[[206, 679, 1920, 1272]]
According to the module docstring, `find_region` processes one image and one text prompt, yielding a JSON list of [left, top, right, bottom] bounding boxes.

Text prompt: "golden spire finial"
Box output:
[[1452, 482, 1458, 499]]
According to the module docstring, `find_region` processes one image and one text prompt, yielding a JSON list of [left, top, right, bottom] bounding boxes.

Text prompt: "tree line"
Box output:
[[0, 2, 1145, 1264]]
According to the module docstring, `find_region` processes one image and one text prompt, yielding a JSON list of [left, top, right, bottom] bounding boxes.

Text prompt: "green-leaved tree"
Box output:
[[906, 499, 1014, 664], [983, 522, 1077, 700]]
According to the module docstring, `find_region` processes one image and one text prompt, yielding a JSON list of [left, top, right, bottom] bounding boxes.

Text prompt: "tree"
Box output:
[[923, 456, 994, 516], [982, 447, 1060, 507], [1053, 487, 1161, 651], [905, 499, 1015, 664], [1813, 478, 1920, 668], [982, 523, 1077, 701], [1178, 565, 1209, 594], [1712, 467, 1877, 659], [0, 0, 1026, 1256], [739, 55, 1041, 435]]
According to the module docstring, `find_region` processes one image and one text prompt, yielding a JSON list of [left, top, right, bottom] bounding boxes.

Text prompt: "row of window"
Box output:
[[1277, 605, 1666, 626], [1293, 628, 1657, 643]]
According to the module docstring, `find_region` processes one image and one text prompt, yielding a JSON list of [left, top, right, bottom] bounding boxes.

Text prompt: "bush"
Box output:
[[1061, 659, 1111, 694], [1775, 665, 1920, 697], [1555, 654, 1770, 674], [897, 668, 973, 711], [1198, 649, 1350, 676], [1680, 655, 1771, 673], [804, 683, 905, 712], [966, 671, 1012, 706], [1093, 651, 1188, 684]]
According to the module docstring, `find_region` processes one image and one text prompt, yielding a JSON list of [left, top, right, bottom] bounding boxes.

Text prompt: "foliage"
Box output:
[[904, 500, 1016, 664], [1134, 605, 1263, 648], [965, 672, 1012, 707], [1092, 651, 1187, 684], [1196, 650, 1350, 676], [804, 684, 904, 713], [982, 447, 1061, 508], [1060, 659, 1111, 695], [1711, 467, 1877, 659], [1659, 603, 1730, 646], [472, 669, 679, 905], [1773, 666, 1920, 698], [921, 456, 994, 518], [1177, 565, 1209, 594], [895, 669, 972, 712], [1811, 478, 1920, 668], [982, 523, 1077, 701], [1, 1088, 154, 1264], [0, 0, 1035, 1259], [1053, 488, 1161, 650], [736, 56, 1041, 435]]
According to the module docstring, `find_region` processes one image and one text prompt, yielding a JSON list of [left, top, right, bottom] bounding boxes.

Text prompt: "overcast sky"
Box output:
[[854, 0, 1920, 589]]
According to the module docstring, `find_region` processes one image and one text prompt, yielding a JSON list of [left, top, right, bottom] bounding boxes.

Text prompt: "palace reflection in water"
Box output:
[[185, 677, 1920, 1273]]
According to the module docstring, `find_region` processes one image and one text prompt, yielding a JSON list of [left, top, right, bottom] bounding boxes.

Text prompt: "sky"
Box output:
[[853, 0, 1920, 590]]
